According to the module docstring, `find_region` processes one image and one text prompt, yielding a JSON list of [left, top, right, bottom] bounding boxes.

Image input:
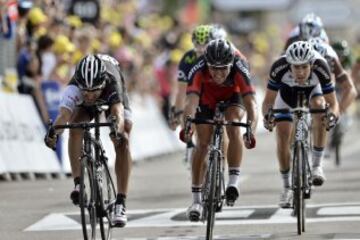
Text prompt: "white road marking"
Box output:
[[317, 206, 360, 216], [25, 202, 360, 231], [25, 213, 80, 231]]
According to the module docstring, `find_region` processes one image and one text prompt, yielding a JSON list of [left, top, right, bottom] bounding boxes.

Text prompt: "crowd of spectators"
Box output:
[[5, 0, 358, 122]]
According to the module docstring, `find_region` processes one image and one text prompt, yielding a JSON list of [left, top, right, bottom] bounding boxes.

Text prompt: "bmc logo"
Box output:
[[188, 60, 205, 80]]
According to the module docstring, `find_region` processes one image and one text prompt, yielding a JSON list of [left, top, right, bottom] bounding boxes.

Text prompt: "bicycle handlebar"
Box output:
[[268, 103, 330, 119], [184, 116, 252, 137]]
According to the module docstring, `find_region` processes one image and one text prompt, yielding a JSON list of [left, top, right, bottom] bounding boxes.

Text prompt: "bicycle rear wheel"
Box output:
[[293, 141, 304, 235], [205, 151, 218, 240], [98, 158, 117, 240], [80, 158, 97, 240]]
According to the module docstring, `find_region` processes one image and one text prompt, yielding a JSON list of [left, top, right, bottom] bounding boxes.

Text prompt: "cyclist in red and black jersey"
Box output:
[[180, 39, 258, 221]]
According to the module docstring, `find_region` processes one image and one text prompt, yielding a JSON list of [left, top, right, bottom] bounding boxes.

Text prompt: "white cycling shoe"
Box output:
[[186, 202, 203, 222], [279, 188, 293, 208], [312, 166, 326, 186], [111, 203, 127, 227]]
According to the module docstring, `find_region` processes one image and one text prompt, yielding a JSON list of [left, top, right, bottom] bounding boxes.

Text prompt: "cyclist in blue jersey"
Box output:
[[169, 25, 215, 130]]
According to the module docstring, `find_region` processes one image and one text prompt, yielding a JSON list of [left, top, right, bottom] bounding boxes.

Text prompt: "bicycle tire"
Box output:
[[80, 158, 97, 240], [98, 158, 117, 240], [293, 141, 304, 235], [301, 143, 307, 233], [205, 151, 218, 240]]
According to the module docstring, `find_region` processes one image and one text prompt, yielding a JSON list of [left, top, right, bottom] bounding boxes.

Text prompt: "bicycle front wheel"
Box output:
[[293, 141, 304, 235], [98, 159, 117, 240], [80, 158, 97, 240], [205, 151, 219, 240]]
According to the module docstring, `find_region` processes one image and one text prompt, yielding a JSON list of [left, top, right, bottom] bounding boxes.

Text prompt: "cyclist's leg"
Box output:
[[224, 104, 245, 202], [111, 106, 132, 227], [113, 108, 132, 197], [274, 92, 293, 208], [309, 88, 327, 185], [68, 107, 92, 204], [187, 106, 213, 221]]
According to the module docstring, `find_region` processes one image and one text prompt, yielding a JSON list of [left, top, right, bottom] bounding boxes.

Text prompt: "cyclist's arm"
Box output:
[[351, 60, 360, 92], [243, 94, 258, 133], [324, 91, 339, 117], [336, 75, 357, 114], [333, 58, 357, 113], [110, 102, 125, 134], [262, 89, 277, 116], [53, 84, 82, 134], [183, 93, 199, 124], [174, 82, 187, 114], [52, 107, 72, 135]]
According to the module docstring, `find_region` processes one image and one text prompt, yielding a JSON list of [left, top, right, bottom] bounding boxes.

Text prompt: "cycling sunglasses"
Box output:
[[207, 64, 232, 71]]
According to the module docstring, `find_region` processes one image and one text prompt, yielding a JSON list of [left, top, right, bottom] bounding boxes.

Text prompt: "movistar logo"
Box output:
[[185, 54, 197, 64]]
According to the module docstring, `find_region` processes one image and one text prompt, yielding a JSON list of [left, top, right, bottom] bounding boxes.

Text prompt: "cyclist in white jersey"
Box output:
[[44, 54, 132, 227], [262, 41, 339, 208]]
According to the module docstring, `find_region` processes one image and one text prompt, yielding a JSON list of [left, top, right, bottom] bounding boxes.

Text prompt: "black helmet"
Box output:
[[205, 39, 234, 67], [75, 54, 106, 90]]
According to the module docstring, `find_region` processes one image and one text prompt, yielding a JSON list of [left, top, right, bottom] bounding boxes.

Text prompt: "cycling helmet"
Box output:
[[192, 25, 213, 46], [299, 13, 324, 40], [205, 39, 234, 67], [331, 40, 353, 68], [210, 24, 227, 40], [75, 54, 106, 90], [309, 37, 327, 57], [286, 41, 315, 65]]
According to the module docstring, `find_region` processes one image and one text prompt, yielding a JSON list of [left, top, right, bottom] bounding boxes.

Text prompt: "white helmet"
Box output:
[[286, 41, 315, 65], [308, 37, 327, 57], [300, 13, 324, 40]]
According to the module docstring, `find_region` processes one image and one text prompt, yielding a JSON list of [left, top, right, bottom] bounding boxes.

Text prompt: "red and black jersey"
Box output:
[[187, 54, 255, 110]]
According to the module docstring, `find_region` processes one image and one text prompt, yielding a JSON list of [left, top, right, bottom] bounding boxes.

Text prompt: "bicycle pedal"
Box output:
[[226, 200, 235, 207], [188, 212, 200, 222], [225, 186, 239, 206], [215, 202, 223, 212]]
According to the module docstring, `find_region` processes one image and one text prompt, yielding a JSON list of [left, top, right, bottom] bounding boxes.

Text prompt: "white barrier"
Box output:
[[61, 94, 184, 173], [0, 92, 61, 175]]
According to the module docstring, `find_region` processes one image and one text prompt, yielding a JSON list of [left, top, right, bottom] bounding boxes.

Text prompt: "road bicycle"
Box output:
[[268, 92, 329, 235], [185, 102, 251, 240], [49, 105, 118, 240]]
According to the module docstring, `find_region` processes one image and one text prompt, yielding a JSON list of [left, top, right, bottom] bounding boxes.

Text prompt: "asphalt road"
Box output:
[[1, 120, 360, 240]]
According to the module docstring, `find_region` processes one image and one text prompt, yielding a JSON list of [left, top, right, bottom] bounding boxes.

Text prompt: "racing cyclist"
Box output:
[[44, 54, 132, 227], [181, 39, 258, 221], [262, 41, 339, 208]]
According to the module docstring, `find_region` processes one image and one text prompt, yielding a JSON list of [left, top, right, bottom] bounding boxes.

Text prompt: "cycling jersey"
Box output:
[[321, 43, 348, 84], [60, 54, 131, 119], [178, 49, 198, 83], [267, 52, 334, 121], [187, 54, 255, 119]]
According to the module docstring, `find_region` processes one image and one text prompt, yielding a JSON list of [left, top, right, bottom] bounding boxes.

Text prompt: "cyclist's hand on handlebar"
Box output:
[[44, 127, 58, 150], [179, 128, 193, 143], [323, 112, 338, 131], [263, 113, 275, 131], [243, 132, 256, 149], [109, 131, 124, 145], [168, 106, 183, 131]]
